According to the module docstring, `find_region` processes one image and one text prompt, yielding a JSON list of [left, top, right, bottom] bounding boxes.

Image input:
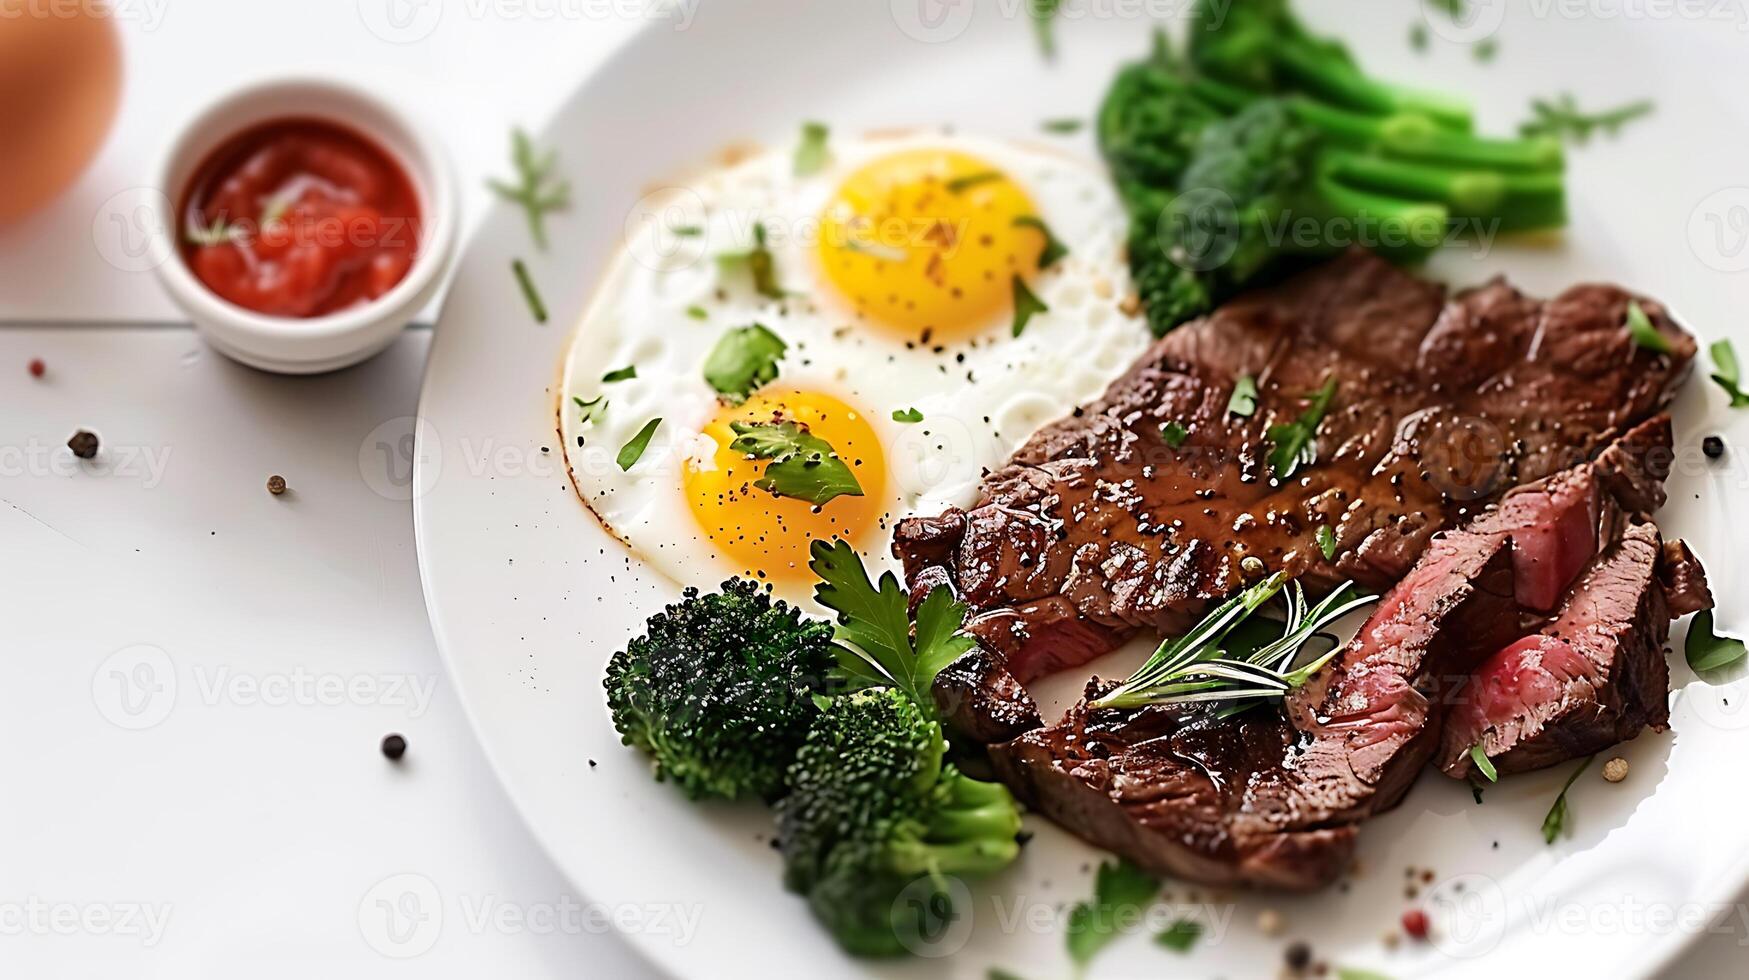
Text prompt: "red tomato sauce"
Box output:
[[179, 118, 422, 318]]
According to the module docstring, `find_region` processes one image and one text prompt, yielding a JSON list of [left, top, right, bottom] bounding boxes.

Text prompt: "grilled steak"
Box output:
[[988, 421, 1683, 889], [895, 250, 1696, 691]]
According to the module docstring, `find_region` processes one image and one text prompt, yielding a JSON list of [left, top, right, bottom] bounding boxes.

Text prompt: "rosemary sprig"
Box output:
[[488, 129, 571, 250], [1091, 575, 1376, 713]]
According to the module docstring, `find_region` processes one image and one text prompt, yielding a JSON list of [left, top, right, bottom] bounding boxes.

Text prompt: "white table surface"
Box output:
[[0, 2, 1742, 977]]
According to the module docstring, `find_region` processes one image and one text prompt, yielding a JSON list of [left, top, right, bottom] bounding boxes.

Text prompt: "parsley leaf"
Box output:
[[729, 421, 863, 505], [571, 395, 606, 424], [1029, 0, 1063, 59], [892, 408, 924, 424], [1470, 743, 1499, 782], [1267, 375, 1338, 479], [616, 418, 661, 471], [1041, 117, 1084, 134], [1520, 94, 1653, 145], [487, 128, 570, 250], [808, 538, 976, 712], [1542, 755, 1593, 844], [1686, 609, 1747, 672], [1227, 374, 1259, 417], [946, 171, 1004, 194], [717, 223, 785, 300], [1160, 421, 1189, 448], [513, 259, 548, 323], [686, 305, 708, 321], [1625, 301, 1672, 354], [1012, 276, 1049, 337], [1317, 524, 1338, 561], [1155, 918, 1202, 953], [601, 365, 637, 383], [703, 323, 787, 403], [1710, 340, 1749, 408], [1013, 215, 1068, 270], [1066, 860, 1158, 968], [794, 121, 830, 176]]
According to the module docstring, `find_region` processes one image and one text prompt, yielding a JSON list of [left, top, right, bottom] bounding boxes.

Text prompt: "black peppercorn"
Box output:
[[67, 430, 98, 459], [1703, 435, 1725, 460], [381, 734, 407, 761], [1284, 940, 1313, 971]]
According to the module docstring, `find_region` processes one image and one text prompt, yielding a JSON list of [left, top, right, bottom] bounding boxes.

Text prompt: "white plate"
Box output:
[[415, 3, 1749, 976]]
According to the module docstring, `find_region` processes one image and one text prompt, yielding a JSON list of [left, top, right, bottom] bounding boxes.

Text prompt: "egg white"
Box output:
[[560, 131, 1152, 607]]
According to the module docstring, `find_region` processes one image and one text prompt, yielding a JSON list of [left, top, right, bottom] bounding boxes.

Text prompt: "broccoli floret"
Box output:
[[604, 578, 835, 801], [776, 688, 1022, 956]]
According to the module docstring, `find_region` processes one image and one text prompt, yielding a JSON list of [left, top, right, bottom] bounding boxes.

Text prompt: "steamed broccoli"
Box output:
[[776, 688, 1022, 957], [603, 578, 835, 801]]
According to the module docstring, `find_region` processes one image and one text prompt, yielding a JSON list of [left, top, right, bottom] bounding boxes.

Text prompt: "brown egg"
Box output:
[[0, 2, 123, 224]]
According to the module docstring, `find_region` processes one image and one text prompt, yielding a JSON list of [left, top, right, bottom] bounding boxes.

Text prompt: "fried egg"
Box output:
[[561, 131, 1150, 605]]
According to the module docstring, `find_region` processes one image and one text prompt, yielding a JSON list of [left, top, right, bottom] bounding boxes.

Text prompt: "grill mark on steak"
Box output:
[[896, 250, 1696, 689], [987, 420, 1680, 890]]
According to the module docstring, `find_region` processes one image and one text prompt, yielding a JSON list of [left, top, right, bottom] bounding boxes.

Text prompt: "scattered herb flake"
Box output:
[[259, 197, 291, 228], [987, 970, 1026, 980], [717, 223, 785, 300], [1013, 215, 1069, 270], [1624, 301, 1672, 354], [572, 394, 606, 424], [946, 171, 1004, 194], [1041, 118, 1084, 134], [671, 225, 703, 237], [1267, 375, 1338, 479], [513, 259, 548, 323], [1709, 339, 1749, 407], [1473, 38, 1498, 62], [794, 121, 830, 176], [1686, 609, 1748, 672], [1317, 524, 1338, 561], [1029, 0, 1063, 59], [1335, 969, 1396, 980], [184, 216, 241, 247], [1155, 919, 1202, 953], [1470, 743, 1499, 782], [487, 128, 570, 250], [1066, 860, 1158, 968], [1542, 755, 1593, 844], [601, 365, 637, 383], [616, 418, 662, 471], [1520, 94, 1654, 145], [730, 420, 864, 505], [686, 305, 709, 320], [1011, 276, 1049, 338], [1409, 23, 1429, 51], [702, 323, 787, 403], [1227, 374, 1259, 418], [892, 408, 924, 424], [1160, 421, 1189, 448]]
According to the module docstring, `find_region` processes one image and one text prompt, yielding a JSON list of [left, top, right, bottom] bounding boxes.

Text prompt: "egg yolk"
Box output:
[[683, 390, 887, 584], [817, 149, 1046, 340]]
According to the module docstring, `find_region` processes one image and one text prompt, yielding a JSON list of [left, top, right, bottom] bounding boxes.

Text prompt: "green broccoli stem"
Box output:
[[1289, 98, 1564, 173], [1322, 151, 1567, 233], [888, 836, 1020, 880], [1308, 173, 1450, 261], [1274, 38, 1472, 132]]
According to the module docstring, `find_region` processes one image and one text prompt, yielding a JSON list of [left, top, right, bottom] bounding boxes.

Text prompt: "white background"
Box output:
[[0, 0, 1743, 976]]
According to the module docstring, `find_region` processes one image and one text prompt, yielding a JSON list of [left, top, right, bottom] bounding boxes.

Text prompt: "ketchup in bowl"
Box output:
[[179, 118, 422, 318]]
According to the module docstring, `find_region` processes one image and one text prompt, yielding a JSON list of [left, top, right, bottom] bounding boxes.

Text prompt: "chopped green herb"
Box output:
[[601, 366, 637, 383], [1473, 38, 1498, 62], [1427, 0, 1464, 15], [1066, 860, 1158, 968], [686, 305, 709, 320], [1624, 301, 1672, 354], [184, 216, 241, 247], [1041, 118, 1084, 134], [1316, 524, 1338, 561], [513, 259, 548, 323], [987, 971, 1027, 980], [488, 128, 570, 250], [702, 323, 787, 402], [1227, 374, 1259, 418], [892, 408, 924, 424], [616, 418, 662, 471], [1470, 743, 1499, 782], [1686, 609, 1748, 672], [1542, 755, 1593, 844], [1267, 375, 1338, 479], [717, 223, 785, 300], [945, 171, 1004, 194], [1520, 94, 1654, 145], [794, 121, 830, 176], [1029, 0, 1063, 59], [572, 395, 606, 424], [671, 225, 703, 237], [729, 420, 864, 505], [1160, 421, 1189, 448], [1013, 215, 1069, 270], [1709, 340, 1749, 408], [1155, 919, 1202, 953], [1011, 276, 1049, 338], [1335, 969, 1396, 980], [259, 197, 291, 228], [1409, 23, 1429, 51]]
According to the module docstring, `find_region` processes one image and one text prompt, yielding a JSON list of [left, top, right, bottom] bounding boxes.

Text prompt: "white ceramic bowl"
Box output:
[[149, 78, 457, 374]]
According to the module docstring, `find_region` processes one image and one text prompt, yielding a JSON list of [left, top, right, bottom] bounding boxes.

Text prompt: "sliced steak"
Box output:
[[896, 250, 1695, 690], [988, 422, 1675, 889]]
